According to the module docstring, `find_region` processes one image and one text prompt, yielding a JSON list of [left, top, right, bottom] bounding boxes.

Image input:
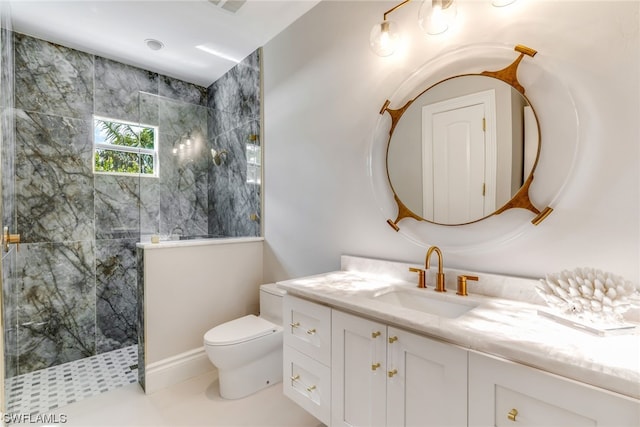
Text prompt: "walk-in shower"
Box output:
[[0, 28, 261, 414]]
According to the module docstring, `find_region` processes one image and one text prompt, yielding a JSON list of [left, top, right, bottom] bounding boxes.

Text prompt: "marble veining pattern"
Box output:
[[96, 239, 138, 354], [207, 50, 261, 237], [159, 75, 207, 106], [94, 56, 157, 123], [277, 256, 640, 400], [15, 110, 94, 243], [4, 33, 262, 386], [156, 109, 209, 237], [16, 241, 96, 375], [136, 248, 145, 391], [3, 248, 17, 378], [94, 175, 140, 240], [2, 21, 18, 380], [14, 33, 93, 120]]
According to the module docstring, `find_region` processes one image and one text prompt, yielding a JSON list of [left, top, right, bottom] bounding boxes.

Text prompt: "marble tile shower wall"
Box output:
[[1, 22, 18, 379], [207, 49, 261, 237], [5, 32, 219, 377]]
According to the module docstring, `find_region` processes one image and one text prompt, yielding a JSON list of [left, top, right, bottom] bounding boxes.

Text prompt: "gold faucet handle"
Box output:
[[409, 267, 426, 288], [456, 275, 479, 296]]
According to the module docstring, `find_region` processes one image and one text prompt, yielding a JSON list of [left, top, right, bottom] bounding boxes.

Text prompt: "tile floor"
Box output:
[[9, 370, 323, 427], [5, 345, 138, 415]]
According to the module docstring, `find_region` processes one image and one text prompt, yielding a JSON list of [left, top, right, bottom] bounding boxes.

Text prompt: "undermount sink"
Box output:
[[371, 289, 478, 318]]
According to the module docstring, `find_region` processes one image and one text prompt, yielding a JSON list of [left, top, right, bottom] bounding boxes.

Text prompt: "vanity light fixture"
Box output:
[[372, 0, 518, 57], [370, 0, 457, 56], [369, 0, 411, 57], [418, 0, 457, 36]]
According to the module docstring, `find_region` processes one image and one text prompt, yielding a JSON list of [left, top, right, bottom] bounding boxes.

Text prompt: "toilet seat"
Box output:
[[204, 315, 280, 346]]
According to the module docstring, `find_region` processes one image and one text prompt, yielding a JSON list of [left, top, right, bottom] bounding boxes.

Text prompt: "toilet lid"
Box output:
[[204, 315, 279, 346]]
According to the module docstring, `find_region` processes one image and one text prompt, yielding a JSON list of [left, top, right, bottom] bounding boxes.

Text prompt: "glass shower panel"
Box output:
[[138, 92, 210, 241]]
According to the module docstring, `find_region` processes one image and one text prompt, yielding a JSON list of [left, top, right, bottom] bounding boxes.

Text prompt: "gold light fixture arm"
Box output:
[[383, 0, 412, 21]]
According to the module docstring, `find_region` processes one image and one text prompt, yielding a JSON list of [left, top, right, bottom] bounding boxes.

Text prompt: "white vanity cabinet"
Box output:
[[331, 310, 468, 427], [468, 352, 640, 427], [282, 295, 332, 425]]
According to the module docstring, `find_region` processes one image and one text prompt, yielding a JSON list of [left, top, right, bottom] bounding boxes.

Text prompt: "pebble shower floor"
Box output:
[[4, 345, 138, 415]]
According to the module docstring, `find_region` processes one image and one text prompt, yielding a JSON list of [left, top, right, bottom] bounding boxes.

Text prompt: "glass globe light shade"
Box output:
[[418, 0, 457, 36], [369, 20, 400, 57]]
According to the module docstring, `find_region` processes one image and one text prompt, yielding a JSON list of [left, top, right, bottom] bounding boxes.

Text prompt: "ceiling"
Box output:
[[6, 0, 320, 87]]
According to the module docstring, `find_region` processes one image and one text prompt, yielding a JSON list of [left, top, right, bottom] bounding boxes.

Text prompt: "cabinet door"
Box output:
[[332, 310, 387, 427], [386, 327, 468, 427], [469, 352, 640, 427]]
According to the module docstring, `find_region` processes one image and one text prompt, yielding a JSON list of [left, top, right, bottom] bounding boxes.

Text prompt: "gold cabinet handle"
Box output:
[[306, 328, 316, 335], [290, 322, 300, 328], [306, 385, 317, 392], [290, 374, 300, 381], [388, 336, 398, 343], [371, 331, 381, 338], [507, 408, 518, 421], [371, 362, 381, 371], [388, 369, 398, 378]]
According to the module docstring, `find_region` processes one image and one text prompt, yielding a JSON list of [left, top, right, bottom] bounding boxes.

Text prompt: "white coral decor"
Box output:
[[537, 268, 640, 324]]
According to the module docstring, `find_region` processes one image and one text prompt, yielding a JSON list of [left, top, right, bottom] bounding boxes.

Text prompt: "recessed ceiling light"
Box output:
[[145, 39, 164, 51]]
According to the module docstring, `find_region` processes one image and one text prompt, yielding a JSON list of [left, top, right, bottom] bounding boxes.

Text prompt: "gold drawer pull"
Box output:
[[371, 331, 381, 338], [306, 328, 316, 335], [306, 385, 317, 392], [388, 336, 398, 343], [371, 362, 381, 371], [290, 374, 300, 381], [290, 322, 300, 328], [388, 369, 398, 378], [507, 408, 518, 421]]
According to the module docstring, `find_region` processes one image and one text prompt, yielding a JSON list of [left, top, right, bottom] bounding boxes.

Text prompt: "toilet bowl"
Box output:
[[204, 283, 285, 399]]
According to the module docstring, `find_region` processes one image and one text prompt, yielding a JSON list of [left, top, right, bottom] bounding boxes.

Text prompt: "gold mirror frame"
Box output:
[[381, 44, 553, 232]]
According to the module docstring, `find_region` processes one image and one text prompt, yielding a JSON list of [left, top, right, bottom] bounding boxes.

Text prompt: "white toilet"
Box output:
[[204, 283, 285, 399]]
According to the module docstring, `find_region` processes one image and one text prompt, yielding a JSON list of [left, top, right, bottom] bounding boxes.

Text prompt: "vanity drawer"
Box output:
[[469, 352, 640, 427], [283, 346, 331, 426], [283, 295, 331, 365]]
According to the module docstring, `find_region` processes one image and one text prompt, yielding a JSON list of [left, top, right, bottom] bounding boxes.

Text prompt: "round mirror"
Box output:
[[387, 74, 540, 225], [371, 44, 579, 251]]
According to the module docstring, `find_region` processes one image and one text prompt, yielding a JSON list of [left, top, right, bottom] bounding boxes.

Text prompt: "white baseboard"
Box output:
[[144, 347, 217, 394]]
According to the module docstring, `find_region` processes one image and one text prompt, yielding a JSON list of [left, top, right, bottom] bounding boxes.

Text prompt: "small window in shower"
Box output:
[[93, 116, 159, 177]]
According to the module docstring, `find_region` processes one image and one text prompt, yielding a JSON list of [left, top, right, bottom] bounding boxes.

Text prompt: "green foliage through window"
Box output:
[[94, 117, 158, 176]]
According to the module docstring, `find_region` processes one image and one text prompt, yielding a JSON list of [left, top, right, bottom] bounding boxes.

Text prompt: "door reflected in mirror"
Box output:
[[386, 75, 539, 225]]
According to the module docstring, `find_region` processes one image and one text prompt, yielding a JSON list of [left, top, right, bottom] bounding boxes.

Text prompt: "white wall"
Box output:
[[263, 1, 639, 285], [143, 239, 263, 363]]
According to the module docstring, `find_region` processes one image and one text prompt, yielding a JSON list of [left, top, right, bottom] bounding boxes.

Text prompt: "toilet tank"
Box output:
[[259, 283, 286, 325]]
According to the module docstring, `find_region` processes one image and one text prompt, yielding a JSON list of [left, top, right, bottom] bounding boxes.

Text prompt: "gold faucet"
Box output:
[[425, 246, 446, 292]]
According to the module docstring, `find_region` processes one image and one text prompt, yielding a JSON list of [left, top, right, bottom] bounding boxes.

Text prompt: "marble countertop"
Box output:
[[276, 262, 640, 400]]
